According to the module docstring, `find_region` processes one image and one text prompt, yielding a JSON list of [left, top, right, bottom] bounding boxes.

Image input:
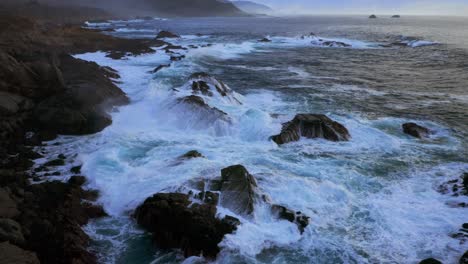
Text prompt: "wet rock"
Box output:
[[134, 193, 239, 258], [0, 241, 39, 264], [320, 40, 351, 48], [419, 258, 442, 264], [70, 165, 82, 174], [180, 150, 204, 159], [188, 72, 240, 102], [392, 15, 401, 18], [271, 205, 310, 233], [156, 30, 180, 39], [271, 114, 351, 145], [369, 14, 377, 19], [259, 37, 272, 42], [0, 188, 19, 218], [150, 64, 170, 74], [176, 95, 231, 123], [219, 165, 257, 215], [68, 176, 86, 186], [437, 173, 468, 197], [403, 122, 430, 138], [461, 251, 468, 264], [170, 55, 185, 61], [44, 159, 65, 167], [0, 218, 25, 245]]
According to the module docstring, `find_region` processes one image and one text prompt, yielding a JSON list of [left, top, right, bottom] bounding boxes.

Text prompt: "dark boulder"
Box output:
[[403, 122, 430, 139], [70, 165, 82, 174], [271, 114, 351, 145], [0, 218, 25, 245], [461, 251, 468, 264], [0, 241, 40, 264], [369, 14, 377, 19], [44, 159, 65, 167], [218, 165, 257, 215], [68, 175, 86, 186], [188, 72, 240, 103], [271, 205, 310, 233], [156, 30, 180, 39], [321, 41, 351, 48], [134, 193, 239, 258], [419, 258, 442, 264], [259, 37, 272, 43], [392, 15, 401, 18], [180, 150, 204, 159]]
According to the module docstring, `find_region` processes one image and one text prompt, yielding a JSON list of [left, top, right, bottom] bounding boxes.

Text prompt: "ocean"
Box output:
[[43, 16, 468, 263]]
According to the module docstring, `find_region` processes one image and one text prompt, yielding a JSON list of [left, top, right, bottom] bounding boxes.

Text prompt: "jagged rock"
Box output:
[[271, 114, 351, 145], [403, 123, 430, 138], [218, 165, 257, 215], [271, 205, 310, 233], [320, 41, 351, 47], [70, 165, 82, 174], [150, 64, 170, 74], [0, 241, 40, 264], [180, 150, 204, 159], [170, 55, 185, 61], [187, 73, 242, 104], [177, 95, 231, 123], [68, 176, 86, 186], [44, 159, 65, 167], [134, 193, 239, 258], [0, 218, 25, 245], [419, 258, 442, 264], [0, 188, 19, 218], [460, 251, 468, 264], [259, 37, 271, 42], [156, 30, 180, 39]]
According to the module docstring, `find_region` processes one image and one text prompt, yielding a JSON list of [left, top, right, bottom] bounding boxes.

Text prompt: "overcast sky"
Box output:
[[253, 0, 468, 16]]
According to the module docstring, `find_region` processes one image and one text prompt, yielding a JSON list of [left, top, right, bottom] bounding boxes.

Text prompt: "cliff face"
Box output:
[[232, 1, 273, 15]]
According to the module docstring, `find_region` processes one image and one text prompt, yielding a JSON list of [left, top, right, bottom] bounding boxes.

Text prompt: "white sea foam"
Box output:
[[43, 31, 468, 263]]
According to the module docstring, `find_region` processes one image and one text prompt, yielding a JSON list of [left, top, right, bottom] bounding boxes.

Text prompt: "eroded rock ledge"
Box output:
[[271, 114, 351, 145]]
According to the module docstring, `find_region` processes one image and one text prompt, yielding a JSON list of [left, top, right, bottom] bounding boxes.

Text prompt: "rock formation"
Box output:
[[271, 114, 351, 145], [403, 122, 430, 139]]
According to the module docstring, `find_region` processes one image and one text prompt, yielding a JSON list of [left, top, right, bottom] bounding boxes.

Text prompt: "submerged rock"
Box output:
[[271, 205, 310, 233], [403, 122, 430, 139], [156, 30, 180, 39], [149, 64, 170, 74], [258, 37, 272, 42], [180, 150, 204, 159], [419, 258, 442, 264], [218, 165, 258, 215], [134, 193, 239, 258], [271, 114, 351, 145], [176, 95, 231, 123]]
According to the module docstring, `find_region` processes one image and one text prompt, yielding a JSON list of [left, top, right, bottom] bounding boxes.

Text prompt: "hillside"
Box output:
[[231, 1, 272, 15], [142, 0, 247, 17]]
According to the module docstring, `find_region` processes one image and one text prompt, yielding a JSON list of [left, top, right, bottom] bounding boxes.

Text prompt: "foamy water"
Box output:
[[39, 17, 468, 264]]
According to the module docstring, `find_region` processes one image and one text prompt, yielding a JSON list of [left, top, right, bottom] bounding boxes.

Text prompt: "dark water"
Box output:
[[74, 16, 468, 263]]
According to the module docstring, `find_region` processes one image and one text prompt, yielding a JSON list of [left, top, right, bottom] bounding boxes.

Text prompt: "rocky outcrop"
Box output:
[[271, 114, 351, 145], [461, 251, 468, 264], [403, 123, 430, 139], [156, 30, 180, 39], [215, 165, 258, 215], [437, 172, 468, 197], [392, 15, 401, 18], [0, 241, 39, 264], [176, 95, 231, 124], [180, 150, 204, 159], [259, 37, 272, 43], [369, 14, 377, 19], [134, 193, 239, 258], [419, 258, 442, 264], [271, 205, 309, 233], [188, 72, 241, 104]]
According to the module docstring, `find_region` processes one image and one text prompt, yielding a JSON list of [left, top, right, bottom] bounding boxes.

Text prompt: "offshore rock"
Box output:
[[271, 114, 351, 145], [271, 205, 310, 234], [176, 95, 231, 123], [218, 165, 258, 215], [156, 30, 180, 39], [403, 122, 430, 139], [134, 193, 239, 258]]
